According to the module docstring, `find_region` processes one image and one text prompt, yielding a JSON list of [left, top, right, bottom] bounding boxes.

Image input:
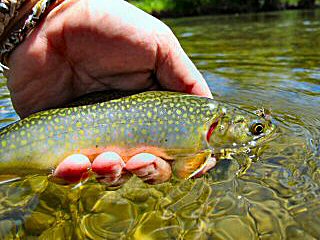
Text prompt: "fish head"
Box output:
[[173, 103, 277, 179], [206, 106, 277, 152], [201, 105, 277, 175]]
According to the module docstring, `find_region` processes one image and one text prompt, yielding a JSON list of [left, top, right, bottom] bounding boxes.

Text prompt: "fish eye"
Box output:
[[250, 122, 264, 135]]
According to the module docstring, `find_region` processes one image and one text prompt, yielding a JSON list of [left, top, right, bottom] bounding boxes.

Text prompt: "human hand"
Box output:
[[6, 0, 212, 118], [5, 0, 213, 185]]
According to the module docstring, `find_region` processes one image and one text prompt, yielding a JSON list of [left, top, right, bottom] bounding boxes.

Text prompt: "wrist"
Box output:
[[0, 0, 65, 70]]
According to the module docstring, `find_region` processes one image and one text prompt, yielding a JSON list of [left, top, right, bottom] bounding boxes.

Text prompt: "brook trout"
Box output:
[[0, 91, 276, 179]]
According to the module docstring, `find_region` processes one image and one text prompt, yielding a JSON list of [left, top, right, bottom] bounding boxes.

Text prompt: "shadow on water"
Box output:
[[0, 9, 319, 239]]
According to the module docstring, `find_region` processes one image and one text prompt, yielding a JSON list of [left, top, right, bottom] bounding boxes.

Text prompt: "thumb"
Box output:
[[155, 30, 212, 98]]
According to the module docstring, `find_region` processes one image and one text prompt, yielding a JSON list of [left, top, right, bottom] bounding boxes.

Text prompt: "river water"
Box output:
[[0, 10, 319, 239]]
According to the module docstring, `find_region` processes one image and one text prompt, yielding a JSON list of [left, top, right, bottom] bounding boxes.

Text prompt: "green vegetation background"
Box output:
[[129, 0, 319, 17]]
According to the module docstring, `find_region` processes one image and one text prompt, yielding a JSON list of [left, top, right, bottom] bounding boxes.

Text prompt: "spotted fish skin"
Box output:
[[0, 91, 222, 175]]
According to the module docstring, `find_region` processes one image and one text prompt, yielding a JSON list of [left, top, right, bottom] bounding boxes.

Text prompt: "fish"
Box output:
[[0, 91, 276, 180]]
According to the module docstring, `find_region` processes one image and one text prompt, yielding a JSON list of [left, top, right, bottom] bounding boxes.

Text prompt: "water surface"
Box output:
[[0, 10, 319, 239]]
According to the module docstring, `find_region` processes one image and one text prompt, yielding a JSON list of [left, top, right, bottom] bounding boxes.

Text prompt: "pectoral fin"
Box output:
[[173, 150, 213, 179], [0, 175, 21, 185], [234, 154, 253, 176]]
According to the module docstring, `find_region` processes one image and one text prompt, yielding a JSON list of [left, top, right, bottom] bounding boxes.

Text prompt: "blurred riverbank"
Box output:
[[129, 0, 320, 18]]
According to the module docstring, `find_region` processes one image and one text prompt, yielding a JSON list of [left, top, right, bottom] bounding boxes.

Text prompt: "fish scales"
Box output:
[[0, 91, 220, 175]]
